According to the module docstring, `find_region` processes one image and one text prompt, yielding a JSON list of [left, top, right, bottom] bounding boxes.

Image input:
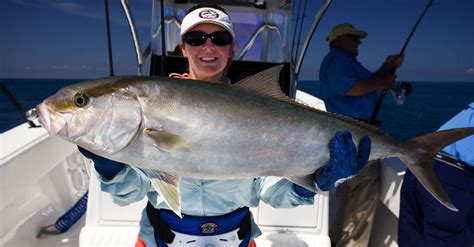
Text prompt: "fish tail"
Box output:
[[399, 127, 474, 211]]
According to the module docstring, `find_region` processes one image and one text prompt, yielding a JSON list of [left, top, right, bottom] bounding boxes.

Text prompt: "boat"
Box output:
[[1, 1, 415, 246]]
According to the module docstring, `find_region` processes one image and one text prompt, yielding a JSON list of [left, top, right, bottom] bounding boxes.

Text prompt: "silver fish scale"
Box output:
[[103, 78, 398, 179]]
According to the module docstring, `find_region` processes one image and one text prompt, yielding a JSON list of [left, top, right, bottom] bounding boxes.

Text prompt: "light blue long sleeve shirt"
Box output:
[[99, 166, 314, 247], [319, 48, 379, 119], [438, 102, 474, 166]]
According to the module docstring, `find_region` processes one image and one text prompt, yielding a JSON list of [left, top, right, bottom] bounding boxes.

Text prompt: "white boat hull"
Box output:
[[1, 123, 88, 247]]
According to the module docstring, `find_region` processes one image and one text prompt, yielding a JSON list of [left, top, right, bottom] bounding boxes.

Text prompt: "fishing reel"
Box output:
[[391, 81, 412, 105]]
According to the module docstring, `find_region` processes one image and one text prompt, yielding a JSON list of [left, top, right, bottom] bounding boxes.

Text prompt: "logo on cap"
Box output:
[[199, 9, 219, 19], [200, 222, 218, 234]]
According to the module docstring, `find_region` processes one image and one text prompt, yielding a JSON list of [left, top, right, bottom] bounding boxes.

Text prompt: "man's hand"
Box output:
[[379, 74, 397, 90], [384, 54, 405, 71], [78, 146, 125, 180], [293, 130, 371, 197]]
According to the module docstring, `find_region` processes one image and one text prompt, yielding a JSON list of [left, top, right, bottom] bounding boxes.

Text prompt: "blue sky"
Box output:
[[1, 0, 473, 82]]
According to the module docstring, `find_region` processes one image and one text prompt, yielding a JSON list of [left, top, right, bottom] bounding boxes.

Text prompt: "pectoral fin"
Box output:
[[287, 174, 319, 193], [147, 170, 182, 217], [144, 128, 187, 153]]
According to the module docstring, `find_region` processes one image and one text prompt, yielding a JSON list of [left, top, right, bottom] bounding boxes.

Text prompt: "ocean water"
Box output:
[[1, 79, 84, 132], [298, 80, 474, 140], [1, 78, 474, 141]]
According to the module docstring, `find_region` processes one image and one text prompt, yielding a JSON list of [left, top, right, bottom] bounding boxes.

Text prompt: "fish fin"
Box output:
[[400, 127, 474, 212], [287, 174, 319, 193], [147, 170, 182, 217], [233, 65, 291, 102], [234, 66, 388, 137], [144, 128, 187, 152]]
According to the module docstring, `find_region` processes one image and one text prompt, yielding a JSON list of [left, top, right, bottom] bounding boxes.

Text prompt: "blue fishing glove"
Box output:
[[78, 146, 125, 180], [293, 130, 371, 197]]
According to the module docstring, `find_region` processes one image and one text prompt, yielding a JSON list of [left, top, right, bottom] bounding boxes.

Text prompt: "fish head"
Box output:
[[36, 77, 142, 154]]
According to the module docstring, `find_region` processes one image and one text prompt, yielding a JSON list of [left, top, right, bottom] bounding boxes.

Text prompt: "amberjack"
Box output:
[[36, 66, 474, 216]]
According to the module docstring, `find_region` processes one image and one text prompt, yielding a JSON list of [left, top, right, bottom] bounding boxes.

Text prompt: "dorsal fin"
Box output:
[[291, 99, 389, 137], [319, 111, 389, 137], [233, 65, 290, 101], [233, 65, 389, 137]]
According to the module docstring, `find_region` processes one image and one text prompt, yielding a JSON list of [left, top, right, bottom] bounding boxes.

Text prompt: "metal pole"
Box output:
[[292, 0, 308, 61], [291, 0, 332, 98], [104, 0, 114, 77], [160, 0, 167, 76], [290, 0, 303, 60], [121, 0, 144, 75], [369, 0, 437, 125], [294, 0, 332, 75]]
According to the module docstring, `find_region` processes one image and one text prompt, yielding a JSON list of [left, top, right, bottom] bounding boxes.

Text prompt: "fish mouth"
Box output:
[[36, 103, 51, 132], [36, 103, 66, 135]]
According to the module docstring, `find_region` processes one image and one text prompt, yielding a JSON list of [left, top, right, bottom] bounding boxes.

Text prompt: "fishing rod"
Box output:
[[368, 0, 438, 126], [0, 82, 39, 128]]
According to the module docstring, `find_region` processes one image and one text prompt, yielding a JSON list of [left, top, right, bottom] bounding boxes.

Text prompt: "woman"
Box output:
[[80, 4, 371, 247], [171, 5, 235, 82]]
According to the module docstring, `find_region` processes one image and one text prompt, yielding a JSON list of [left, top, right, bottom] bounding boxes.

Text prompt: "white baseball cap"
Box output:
[[180, 7, 235, 37]]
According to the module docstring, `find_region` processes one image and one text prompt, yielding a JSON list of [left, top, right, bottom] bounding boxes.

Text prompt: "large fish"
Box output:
[[36, 66, 473, 216]]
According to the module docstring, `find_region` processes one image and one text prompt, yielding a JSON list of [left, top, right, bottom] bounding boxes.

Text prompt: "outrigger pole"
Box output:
[[369, 0, 438, 126], [35, 0, 119, 236], [160, 0, 167, 76], [104, 0, 115, 77], [294, 0, 332, 76], [121, 0, 145, 75]]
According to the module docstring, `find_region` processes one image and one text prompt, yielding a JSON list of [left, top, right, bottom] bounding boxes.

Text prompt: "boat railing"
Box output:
[[293, 0, 332, 75], [120, 0, 146, 76], [236, 23, 285, 61]]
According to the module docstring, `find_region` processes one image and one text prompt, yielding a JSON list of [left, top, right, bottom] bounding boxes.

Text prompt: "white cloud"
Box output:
[[467, 68, 474, 74], [51, 64, 88, 71], [10, 0, 150, 28], [50, 2, 102, 19], [9, 0, 42, 7], [9, 0, 101, 20], [50, 2, 86, 12]]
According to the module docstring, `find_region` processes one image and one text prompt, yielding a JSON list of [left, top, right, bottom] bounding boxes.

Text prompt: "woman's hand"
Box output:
[[78, 146, 125, 180], [293, 130, 371, 197]]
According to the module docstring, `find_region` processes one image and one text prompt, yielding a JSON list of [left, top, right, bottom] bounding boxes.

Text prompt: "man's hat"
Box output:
[[180, 7, 234, 37], [326, 23, 367, 42]]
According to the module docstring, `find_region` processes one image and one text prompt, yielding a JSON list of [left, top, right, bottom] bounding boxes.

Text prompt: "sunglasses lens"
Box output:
[[210, 31, 233, 46], [183, 31, 232, 46], [184, 31, 207, 46]]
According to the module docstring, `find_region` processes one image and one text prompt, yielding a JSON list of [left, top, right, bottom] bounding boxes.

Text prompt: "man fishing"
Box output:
[[319, 23, 404, 124], [77, 5, 371, 247], [319, 23, 404, 247]]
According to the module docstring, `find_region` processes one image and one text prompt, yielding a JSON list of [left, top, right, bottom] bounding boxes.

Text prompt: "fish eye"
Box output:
[[73, 92, 89, 107]]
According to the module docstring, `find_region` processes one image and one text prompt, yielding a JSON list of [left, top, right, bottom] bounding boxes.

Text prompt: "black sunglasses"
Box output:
[[347, 35, 360, 43], [182, 31, 233, 46]]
